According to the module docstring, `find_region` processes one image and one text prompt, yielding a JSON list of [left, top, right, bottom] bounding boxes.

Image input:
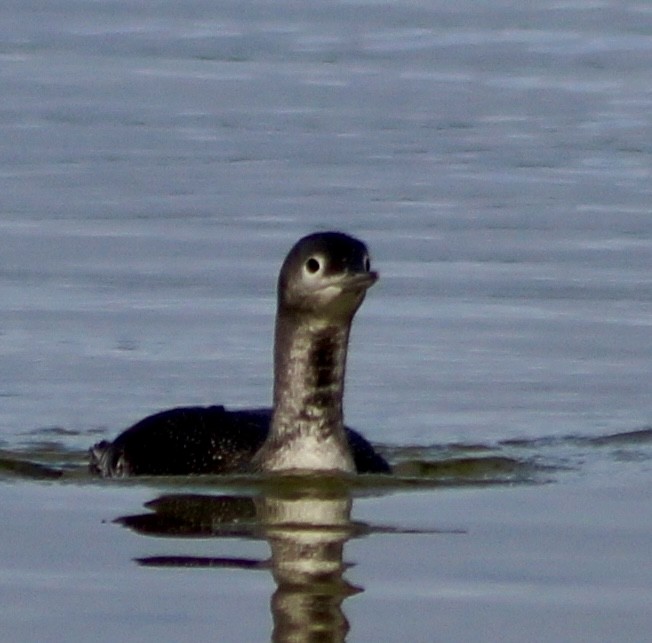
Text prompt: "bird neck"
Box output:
[[259, 308, 355, 472]]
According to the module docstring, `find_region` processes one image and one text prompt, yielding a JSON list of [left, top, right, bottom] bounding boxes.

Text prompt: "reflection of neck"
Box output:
[[257, 491, 359, 643], [257, 308, 355, 472]]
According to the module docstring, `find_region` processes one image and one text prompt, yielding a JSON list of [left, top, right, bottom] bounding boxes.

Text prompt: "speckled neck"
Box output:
[[253, 308, 356, 473]]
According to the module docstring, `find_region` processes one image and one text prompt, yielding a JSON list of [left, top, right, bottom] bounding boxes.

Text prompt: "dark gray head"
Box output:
[[277, 232, 378, 320]]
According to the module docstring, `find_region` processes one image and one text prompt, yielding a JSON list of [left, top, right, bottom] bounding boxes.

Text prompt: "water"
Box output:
[[1, 1, 652, 641]]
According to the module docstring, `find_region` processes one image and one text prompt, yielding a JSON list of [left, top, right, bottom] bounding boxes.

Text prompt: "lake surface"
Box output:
[[1, 1, 651, 641]]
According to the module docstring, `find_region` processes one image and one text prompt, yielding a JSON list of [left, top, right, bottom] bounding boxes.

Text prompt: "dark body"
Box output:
[[90, 406, 390, 477]]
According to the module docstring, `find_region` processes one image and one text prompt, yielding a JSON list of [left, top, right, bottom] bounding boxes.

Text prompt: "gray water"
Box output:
[[1, 1, 652, 641]]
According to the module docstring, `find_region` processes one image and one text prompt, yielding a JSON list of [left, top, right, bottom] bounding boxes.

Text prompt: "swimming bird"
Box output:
[[89, 232, 390, 476]]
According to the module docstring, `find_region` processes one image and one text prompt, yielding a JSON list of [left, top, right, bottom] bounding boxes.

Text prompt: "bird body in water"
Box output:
[[90, 232, 390, 476]]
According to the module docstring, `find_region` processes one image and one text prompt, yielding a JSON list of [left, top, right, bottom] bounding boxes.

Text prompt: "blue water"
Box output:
[[1, 1, 652, 641]]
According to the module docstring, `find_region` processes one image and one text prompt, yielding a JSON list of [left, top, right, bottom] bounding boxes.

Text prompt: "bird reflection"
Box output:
[[257, 486, 361, 642], [115, 480, 363, 642]]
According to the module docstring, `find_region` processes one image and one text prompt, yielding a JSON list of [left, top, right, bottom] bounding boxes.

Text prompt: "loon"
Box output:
[[89, 232, 390, 476]]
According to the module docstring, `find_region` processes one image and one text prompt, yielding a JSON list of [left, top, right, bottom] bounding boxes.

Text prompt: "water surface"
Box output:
[[1, 1, 652, 641]]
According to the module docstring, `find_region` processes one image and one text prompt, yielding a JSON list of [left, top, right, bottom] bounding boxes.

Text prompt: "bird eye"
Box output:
[[363, 255, 370, 272], [305, 257, 321, 274]]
